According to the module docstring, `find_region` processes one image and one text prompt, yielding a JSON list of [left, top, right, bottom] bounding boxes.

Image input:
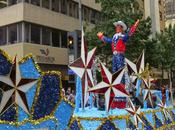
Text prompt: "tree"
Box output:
[[153, 25, 175, 104], [86, 0, 152, 69]]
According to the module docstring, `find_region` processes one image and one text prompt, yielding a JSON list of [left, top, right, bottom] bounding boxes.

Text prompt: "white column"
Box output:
[[22, 22, 25, 42]]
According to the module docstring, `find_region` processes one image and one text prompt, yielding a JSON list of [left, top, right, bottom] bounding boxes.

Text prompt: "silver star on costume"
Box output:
[[0, 57, 38, 115], [125, 98, 144, 127]]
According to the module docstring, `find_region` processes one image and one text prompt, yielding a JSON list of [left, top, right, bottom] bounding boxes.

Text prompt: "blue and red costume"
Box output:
[[98, 21, 139, 73]]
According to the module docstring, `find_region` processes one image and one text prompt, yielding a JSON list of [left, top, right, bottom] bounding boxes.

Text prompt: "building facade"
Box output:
[[165, 0, 175, 27], [137, 0, 165, 36], [0, 0, 101, 84]]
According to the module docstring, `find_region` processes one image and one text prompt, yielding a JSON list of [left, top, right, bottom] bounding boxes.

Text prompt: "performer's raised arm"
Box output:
[[97, 32, 112, 44]]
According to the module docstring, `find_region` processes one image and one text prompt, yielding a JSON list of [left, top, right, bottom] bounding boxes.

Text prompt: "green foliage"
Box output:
[[153, 25, 175, 70], [86, 0, 152, 67]]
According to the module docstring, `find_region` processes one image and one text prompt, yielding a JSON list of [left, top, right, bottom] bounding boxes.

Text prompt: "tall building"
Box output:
[[0, 0, 101, 85], [165, 0, 175, 27], [137, 0, 165, 36]]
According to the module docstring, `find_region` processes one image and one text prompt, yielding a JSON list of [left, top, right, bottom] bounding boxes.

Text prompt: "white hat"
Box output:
[[113, 21, 127, 31]]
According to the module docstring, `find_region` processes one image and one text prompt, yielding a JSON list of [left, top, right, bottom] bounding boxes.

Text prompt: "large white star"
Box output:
[[157, 98, 172, 121], [0, 57, 38, 115], [125, 98, 144, 127], [142, 77, 154, 108], [89, 63, 128, 112], [69, 27, 96, 108], [125, 50, 145, 86]]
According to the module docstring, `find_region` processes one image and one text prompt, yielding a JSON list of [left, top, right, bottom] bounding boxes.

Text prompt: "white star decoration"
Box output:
[[125, 50, 145, 86], [0, 57, 38, 115], [125, 98, 144, 127], [157, 98, 172, 121], [89, 63, 128, 111], [143, 78, 154, 108], [69, 27, 96, 108]]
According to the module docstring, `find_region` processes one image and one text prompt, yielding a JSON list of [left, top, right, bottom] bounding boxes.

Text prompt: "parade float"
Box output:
[[0, 20, 175, 130]]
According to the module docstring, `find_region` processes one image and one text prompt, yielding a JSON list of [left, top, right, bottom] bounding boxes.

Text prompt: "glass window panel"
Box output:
[[24, 23, 30, 42], [42, 0, 50, 9], [31, 0, 40, 6], [52, 0, 60, 12], [61, 31, 67, 48], [52, 29, 60, 47], [42, 27, 51, 45], [8, 24, 17, 44], [0, 27, 7, 45], [8, 0, 17, 5], [31, 24, 40, 44], [18, 23, 22, 42], [61, 0, 67, 14]]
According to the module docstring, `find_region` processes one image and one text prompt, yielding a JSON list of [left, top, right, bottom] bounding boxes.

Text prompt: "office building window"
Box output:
[[31, 25, 40, 44], [18, 23, 22, 42], [61, 0, 67, 14], [73, 2, 79, 18], [83, 7, 90, 22], [52, 29, 60, 47], [42, 27, 51, 45], [8, 24, 17, 44], [42, 0, 50, 9], [61, 31, 67, 48], [0, 27, 7, 45], [24, 23, 30, 42], [90, 10, 96, 24], [52, 0, 60, 12], [68, 1, 73, 17], [31, 0, 40, 6], [8, 0, 17, 5]]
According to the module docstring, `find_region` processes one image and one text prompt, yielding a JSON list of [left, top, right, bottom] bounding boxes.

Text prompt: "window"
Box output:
[[52, 0, 60, 12], [18, 23, 22, 42], [68, 1, 73, 17], [24, 23, 30, 42], [61, 31, 67, 48], [0, 27, 7, 45], [8, 0, 17, 5], [31, 25, 40, 44], [83, 7, 90, 22], [90, 10, 96, 24], [31, 0, 40, 6], [73, 3, 79, 18], [8, 24, 17, 44], [42, 0, 50, 9], [42, 27, 51, 45], [61, 0, 67, 14], [52, 29, 60, 47]]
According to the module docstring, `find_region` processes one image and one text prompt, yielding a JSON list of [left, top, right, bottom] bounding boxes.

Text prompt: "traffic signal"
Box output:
[[67, 35, 74, 49]]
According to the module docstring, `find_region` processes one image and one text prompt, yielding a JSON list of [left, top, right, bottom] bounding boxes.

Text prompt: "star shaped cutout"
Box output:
[[125, 50, 145, 86], [125, 98, 144, 127], [157, 98, 172, 121], [142, 77, 154, 108], [89, 63, 128, 112], [69, 28, 96, 108], [0, 57, 38, 115]]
